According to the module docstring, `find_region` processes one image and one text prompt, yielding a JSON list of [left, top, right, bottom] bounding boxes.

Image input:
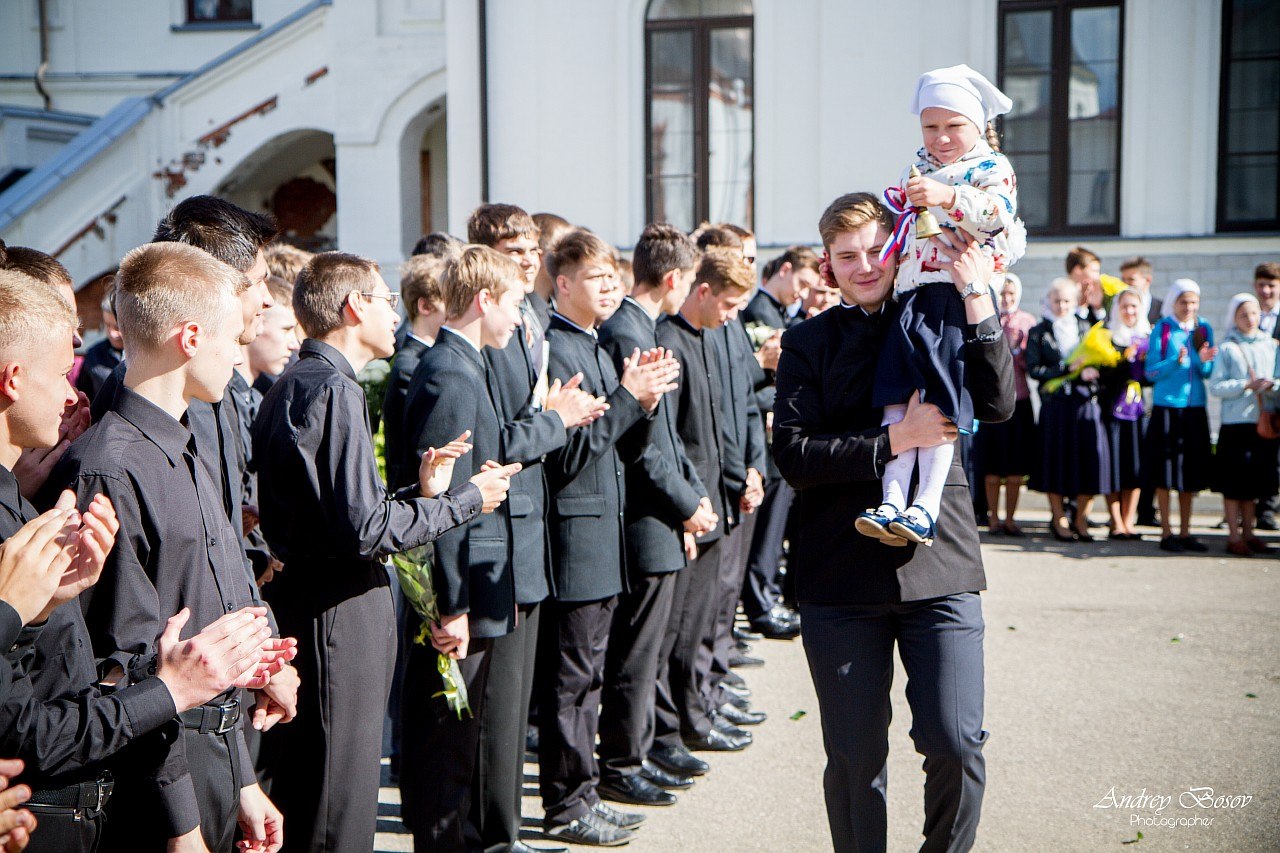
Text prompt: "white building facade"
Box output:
[[0, 0, 1276, 324]]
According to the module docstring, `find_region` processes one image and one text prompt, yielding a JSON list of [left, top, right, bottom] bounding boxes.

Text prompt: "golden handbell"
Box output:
[[909, 165, 943, 240]]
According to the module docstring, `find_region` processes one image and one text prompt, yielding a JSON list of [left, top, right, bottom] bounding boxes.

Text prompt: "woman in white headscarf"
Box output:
[[1027, 278, 1112, 541], [1209, 292, 1279, 556], [1099, 288, 1152, 538], [1144, 278, 1218, 551], [973, 273, 1037, 535]]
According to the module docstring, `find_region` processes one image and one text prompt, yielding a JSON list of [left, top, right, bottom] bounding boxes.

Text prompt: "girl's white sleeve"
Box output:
[[945, 155, 1019, 241]]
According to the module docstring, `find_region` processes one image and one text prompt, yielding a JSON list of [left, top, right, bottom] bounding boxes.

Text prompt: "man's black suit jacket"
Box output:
[[599, 298, 706, 577], [712, 319, 768, 509], [772, 303, 1014, 604], [384, 334, 430, 491]]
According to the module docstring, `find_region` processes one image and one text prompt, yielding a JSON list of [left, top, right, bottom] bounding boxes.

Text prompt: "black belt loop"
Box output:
[[27, 773, 113, 812], [179, 699, 241, 734]]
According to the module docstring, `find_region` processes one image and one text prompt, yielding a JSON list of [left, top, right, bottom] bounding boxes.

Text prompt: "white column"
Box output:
[[445, 0, 483, 235]]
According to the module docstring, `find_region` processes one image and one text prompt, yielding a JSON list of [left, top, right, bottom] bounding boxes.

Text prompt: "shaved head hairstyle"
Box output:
[[114, 242, 245, 352]]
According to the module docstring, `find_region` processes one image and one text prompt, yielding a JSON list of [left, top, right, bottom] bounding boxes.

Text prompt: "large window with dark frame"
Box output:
[[998, 0, 1123, 235], [186, 0, 253, 24], [1218, 0, 1280, 231], [645, 0, 754, 232]]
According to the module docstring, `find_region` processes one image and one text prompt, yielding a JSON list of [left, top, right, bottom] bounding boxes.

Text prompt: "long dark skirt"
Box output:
[[872, 282, 974, 429], [1104, 413, 1143, 492], [1143, 405, 1211, 492], [1214, 422, 1280, 501], [974, 396, 1035, 478], [1034, 387, 1112, 496]]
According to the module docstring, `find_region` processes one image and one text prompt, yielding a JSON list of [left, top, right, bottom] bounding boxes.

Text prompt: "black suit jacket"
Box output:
[[599, 299, 706, 576], [656, 313, 730, 542], [772, 304, 1014, 604], [712, 319, 768, 510], [1026, 316, 1099, 396], [742, 291, 791, 478], [384, 335, 430, 491], [544, 316, 650, 601], [403, 330, 516, 638]]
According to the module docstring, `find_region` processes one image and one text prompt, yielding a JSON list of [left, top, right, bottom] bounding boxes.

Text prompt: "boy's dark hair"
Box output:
[[533, 213, 574, 254], [1255, 262, 1280, 282], [1065, 246, 1101, 275], [153, 195, 279, 273], [0, 239, 73, 288], [1119, 256, 1153, 277], [694, 225, 743, 253], [411, 231, 464, 259], [632, 223, 701, 289], [466, 204, 539, 248], [545, 229, 614, 281], [762, 245, 820, 281], [293, 252, 381, 339]]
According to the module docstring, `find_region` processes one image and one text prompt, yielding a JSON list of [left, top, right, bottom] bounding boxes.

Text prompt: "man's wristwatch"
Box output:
[[960, 280, 985, 299]]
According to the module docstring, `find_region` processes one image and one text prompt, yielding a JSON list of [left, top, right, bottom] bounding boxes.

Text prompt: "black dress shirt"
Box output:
[[44, 387, 256, 836], [711, 319, 768, 507], [253, 339, 482, 612], [74, 339, 123, 403], [772, 305, 1014, 604], [599, 299, 706, 576], [384, 334, 431, 491]]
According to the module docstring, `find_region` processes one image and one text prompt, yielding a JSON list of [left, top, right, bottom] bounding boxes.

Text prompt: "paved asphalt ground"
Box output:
[[376, 506, 1279, 852]]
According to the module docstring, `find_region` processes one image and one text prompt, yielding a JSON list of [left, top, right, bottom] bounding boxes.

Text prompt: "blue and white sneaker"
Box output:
[[888, 505, 936, 547], [855, 506, 909, 547]]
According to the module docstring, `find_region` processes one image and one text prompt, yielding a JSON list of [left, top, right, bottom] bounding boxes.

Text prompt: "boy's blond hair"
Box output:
[[818, 193, 894, 251], [115, 242, 245, 352], [697, 249, 755, 296], [441, 245, 524, 321], [0, 269, 77, 358], [265, 243, 314, 284], [400, 255, 449, 322]]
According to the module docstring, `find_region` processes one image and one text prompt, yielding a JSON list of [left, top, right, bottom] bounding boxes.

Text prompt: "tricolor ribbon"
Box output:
[[879, 185, 915, 266]]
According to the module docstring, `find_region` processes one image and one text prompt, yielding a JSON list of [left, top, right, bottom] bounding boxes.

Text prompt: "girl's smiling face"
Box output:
[[920, 107, 980, 165]]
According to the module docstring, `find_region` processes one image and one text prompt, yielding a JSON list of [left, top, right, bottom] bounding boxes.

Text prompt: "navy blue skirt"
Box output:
[[1033, 386, 1113, 496], [974, 396, 1035, 478], [1143, 405, 1211, 492], [872, 283, 973, 429]]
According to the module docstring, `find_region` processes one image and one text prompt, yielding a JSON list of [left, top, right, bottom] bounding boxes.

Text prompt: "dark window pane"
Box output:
[[1226, 59, 1280, 154], [1067, 6, 1120, 228], [188, 0, 252, 22], [1002, 11, 1053, 156], [1229, 0, 1280, 59], [648, 0, 752, 19], [708, 27, 753, 228], [651, 29, 694, 89], [1068, 117, 1118, 225], [1011, 152, 1051, 230], [1223, 154, 1278, 223]]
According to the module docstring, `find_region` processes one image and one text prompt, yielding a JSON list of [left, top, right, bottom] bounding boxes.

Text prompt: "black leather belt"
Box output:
[[179, 699, 241, 734], [27, 774, 113, 812]]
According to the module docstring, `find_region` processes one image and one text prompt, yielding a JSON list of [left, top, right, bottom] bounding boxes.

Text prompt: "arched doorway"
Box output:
[[399, 95, 448, 251]]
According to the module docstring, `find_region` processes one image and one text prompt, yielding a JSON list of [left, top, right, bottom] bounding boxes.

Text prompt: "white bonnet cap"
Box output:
[[911, 64, 1013, 131]]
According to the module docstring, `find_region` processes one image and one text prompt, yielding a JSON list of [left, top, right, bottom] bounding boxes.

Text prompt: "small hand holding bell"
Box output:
[[909, 165, 943, 240]]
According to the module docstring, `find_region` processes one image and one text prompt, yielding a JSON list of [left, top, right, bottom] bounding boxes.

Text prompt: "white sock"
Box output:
[[880, 404, 910, 513], [912, 441, 954, 521]]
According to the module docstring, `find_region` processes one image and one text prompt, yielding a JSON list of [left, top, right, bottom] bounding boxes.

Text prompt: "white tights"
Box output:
[[879, 402, 952, 521]]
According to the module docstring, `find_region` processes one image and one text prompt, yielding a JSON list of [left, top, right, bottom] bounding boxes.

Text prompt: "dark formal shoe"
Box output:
[[526, 724, 540, 754], [721, 669, 747, 689], [734, 639, 753, 654], [1158, 535, 1184, 552], [1136, 513, 1160, 528], [513, 842, 569, 853], [710, 713, 752, 740], [648, 745, 709, 776], [1002, 521, 1025, 537], [721, 681, 751, 701], [1256, 515, 1278, 531], [769, 604, 800, 625], [592, 801, 645, 829], [544, 811, 633, 847], [641, 759, 694, 790], [1051, 524, 1078, 542], [728, 652, 764, 668], [598, 775, 676, 807], [1073, 529, 1095, 543], [685, 728, 750, 752], [887, 505, 936, 546], [719, 702, 766, 726], [723, 690, 752, 712], [733, 625, 763, 642], [1178, 536, 1208, 552], [1226, 540, 1253, 557], [749, 613, 800, 640]]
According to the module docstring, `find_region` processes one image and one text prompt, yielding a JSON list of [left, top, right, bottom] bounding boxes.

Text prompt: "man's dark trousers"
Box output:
[[741, 477, 795, 619], [653, 537, 724, 747], [799, 594, 987, 853], [703, 511, 757, 711]]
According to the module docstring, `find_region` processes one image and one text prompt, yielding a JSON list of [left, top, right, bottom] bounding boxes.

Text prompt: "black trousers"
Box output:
[[741, 477, 794, 619], [597, 571, 679, 781], [26, 804, 104, 853], [800, 594, 987, 853], [401, 634, 495, 852], [537, 596, 617, 827], [703, 514, 757, 712], [266, 583, 397, 853], [653, 536, 724, 749], [470, 602, 541, 853]]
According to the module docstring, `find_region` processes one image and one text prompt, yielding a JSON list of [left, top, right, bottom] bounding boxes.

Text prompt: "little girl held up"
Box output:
[[856, 64, 1026, 547]]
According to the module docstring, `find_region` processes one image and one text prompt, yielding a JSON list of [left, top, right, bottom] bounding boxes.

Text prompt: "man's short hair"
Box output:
[[1255, 261, 1280, 282], [0, 269, 77, 358], [441, 245, 523, 321], [400, 255, 449, 321], [153, 195, 279, 274], [720, 222, 755, 241], [533, 213, 574, 255], [115, 242, 245, 353], [818, 193, 894, 250], [264, 243, 313, 283], [697, 249, 755, 296], [293, 253, 381, 339], [616, 258, 634, 292], [1119, 256, 1152, 278], [1065, 246, 1101, 274], [694, 225, 743, 253], [762, 245, 821, 281], [265, 275, 293, 307], [545, 229, 615, 281], [411, 232, 464, 260], [0, 239, 73, 289], [100, 275, 118, 315], [632, 223, 701, 289], [466, 204, 539, 248]]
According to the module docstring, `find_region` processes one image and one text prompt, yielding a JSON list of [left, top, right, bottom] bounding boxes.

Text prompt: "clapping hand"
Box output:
[[34, 491, 119, 623], [620, 347, 681, 412], [419, 431, 474, 498], [0, 758, 34, 853]]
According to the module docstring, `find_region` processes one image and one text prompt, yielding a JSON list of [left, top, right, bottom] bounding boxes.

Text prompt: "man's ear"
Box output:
[[475, 288, 492, 315], [779, 261, 793, 279], [555, 274, 572, 300], [177, 321, 201, 358], [342, 290, 364, 326], [0, 363, 21, 405], [661, 268, 679, 293]]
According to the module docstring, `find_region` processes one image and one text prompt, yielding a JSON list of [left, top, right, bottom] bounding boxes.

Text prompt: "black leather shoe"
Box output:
[[729, 652, 764, 668], [598, 774, 676, 807], [732, 625, 763, 642], [748, 613, 800, 640], [734, 639, 753, 655], [641, 759, 694, 789], [710, 713, 752, 740], [721, 681, 751, 699], [721, 669, 747, 689], [592, 800, 646, 829], [723, 690, 752, 712], [771, 604, 800, 626], [648, 745, 709, 776], [685, 727, 750, 752], [719, 702, 766, 726], [513, 842, 569, 853], [544, 811, 634, 847]]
